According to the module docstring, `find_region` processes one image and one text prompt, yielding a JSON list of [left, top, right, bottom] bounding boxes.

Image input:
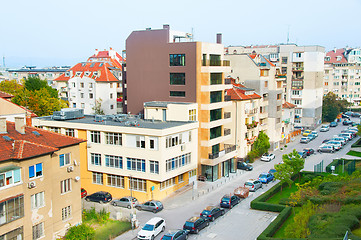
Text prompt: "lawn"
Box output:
[[353, 220, 361, 237], [347, 150, 361, 158], [272, 207, 301, 238], [94, 220, 131, 240], [266, 181, 299, 205]]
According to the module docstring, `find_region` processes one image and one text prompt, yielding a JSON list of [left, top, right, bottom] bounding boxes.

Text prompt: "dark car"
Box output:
[[220, 194, 240, 209], [136, 200, 163, 213], [183, 216, 209, 234], [342, 114, 351, 119], [322, 139, 330, 143], [303, 148, 315, 156], [85, 191, 112, 203], [81, 188, 87, 198], [200, 206, 225, 222], [161, 229, 189, 240], [258, 173, 274, 183], [298, 151, 307, 159], [330, 122, 338, 127], [237, 161, 253, 171]]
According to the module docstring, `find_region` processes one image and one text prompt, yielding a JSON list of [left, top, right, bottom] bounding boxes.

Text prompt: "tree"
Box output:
[[92, 98, 104, 115], [24, 77, 58, 98], [322, 92, 351, 122], [274, 163, 294, 191], [0, 79, 24, 96], [253, 131, 270, 155], [284, 149, 305, 180]]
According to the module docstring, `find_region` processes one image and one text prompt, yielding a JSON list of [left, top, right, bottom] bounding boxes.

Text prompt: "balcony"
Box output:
[[208, 144, 236, 160], [224, 112, 231, 119], [246, 121, 258, 129], [292, 67, 304, 71], [224, 128, 231, 136], [275, 73, 287, 79], [292, 76, 304, 81], [224, 78, 232, 84], [245, 108, 258, 115], [202, 59, 231, 67], [224, 95, 231, 101]]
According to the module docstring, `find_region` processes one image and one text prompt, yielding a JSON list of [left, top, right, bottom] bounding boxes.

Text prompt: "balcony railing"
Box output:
[[224, 112, 231, 119], [224, 128, 231, 136], [224, 95, 231, 101], [208, 144, 236, 159], [224, 144, 236, 153], [202, 59, 231, 67], [246, 121, 259, 129], [245, 108, 258, 114], [292, 76, 304, 80], [275, 74, 287, 79], [292, 67, 304, 71]]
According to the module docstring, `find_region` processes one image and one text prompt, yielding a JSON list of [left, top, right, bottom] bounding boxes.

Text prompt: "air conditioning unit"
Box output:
[[181, 144, 185, 151], [28, 181, 36, 189], [67, 166, 74, 172]]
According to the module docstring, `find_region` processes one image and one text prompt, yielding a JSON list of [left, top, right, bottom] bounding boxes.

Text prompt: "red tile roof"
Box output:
[[282, 101, 296, 109], [225, 79, 261, 101], [325, 48, 347, 64], [0, 122, 85, 161], [0, 91, 13, 99]]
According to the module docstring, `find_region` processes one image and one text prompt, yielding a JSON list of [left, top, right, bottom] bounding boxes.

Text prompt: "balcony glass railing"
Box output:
[[224, 128, 231, 136], [208, 144, 236, 159], [224, 112, 231, 119]]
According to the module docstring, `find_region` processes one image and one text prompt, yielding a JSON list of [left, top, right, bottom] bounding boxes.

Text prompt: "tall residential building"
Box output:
[[32, 107, 198, 202], [227, 44, 325, 129], [324, 48, 361, 104], [0, 117, 84, 240], [126, 25, 237, 181], [54, 48, 124, 115]]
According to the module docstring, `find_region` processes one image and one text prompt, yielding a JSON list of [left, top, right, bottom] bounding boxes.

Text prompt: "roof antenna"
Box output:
[[287, 25, 290, 44]]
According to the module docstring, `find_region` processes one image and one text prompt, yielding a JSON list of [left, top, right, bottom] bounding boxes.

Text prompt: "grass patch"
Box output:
[[272, 207, 301, 238], [94, 220, 131, 240], [353, 220, 361, 237], [266, 181, 299, 205], [347, 150, 361, 158]]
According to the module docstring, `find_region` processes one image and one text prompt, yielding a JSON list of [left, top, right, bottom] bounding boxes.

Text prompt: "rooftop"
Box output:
[[144, 101, 195, 108]]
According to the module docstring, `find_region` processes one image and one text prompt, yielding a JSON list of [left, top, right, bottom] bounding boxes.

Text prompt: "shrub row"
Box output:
[[351, 138, 361, 148]]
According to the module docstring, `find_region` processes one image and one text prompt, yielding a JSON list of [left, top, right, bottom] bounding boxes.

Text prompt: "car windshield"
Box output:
[[263, 153, 270, 157], [142, 224, 154, 231], [245, 182, 253, 186], [184, 221, 194, 227], [221, 197, 230, 201], [202, 210, 211, 215], [155, 202, 163, 207], [259, 174, 267, 178], [162, 236, 173, 240], [105, 193, 111, 198]]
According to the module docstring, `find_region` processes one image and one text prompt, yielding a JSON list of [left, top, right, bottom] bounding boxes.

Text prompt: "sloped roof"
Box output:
[[0, 91, 13, 99], [282, 101, 296, 109], [0, 97, 37, 118], [225, 79, 262, 101], [0, 122, 85, 161], [325, 48, 347, 64]]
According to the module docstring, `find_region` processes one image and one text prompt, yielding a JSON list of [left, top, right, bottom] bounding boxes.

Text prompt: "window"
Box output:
[[210, 91, 222, 103], [166, 134, 181, 148], [29, 163, 43, 179], [166, 153, 191, 172], [127, 158, 146, 172], [291, 81, 303, 88], [210, 54, 221, 66], [150, 161, 159, 174], [81, 103, 85, 108], [31, 192, 44, 210], [210, 73, 222, 85], [334, 76, 340, 79], [356, 82, 360, 86], [325, 82, 329, 86], [282, 57, 288, 64], [60, 179, 71, 194], [65, 128, 75, 137], [73, 103, 76, 108], [210, 108, 222, 121], [170, 73, 185, 85], [65, 72, 70, 77], [179, 174, 184, 183], [92, 172, 103, 184], [170, 91, 185, 97], [210, 126, 222, 139], [189, 169, 196, 178], [170, 54, 185, 66], [189, 109, 196, 121], [281, 67, 287, 74], [49, 127, 60, 133], [72, 82, 76, 88], [260, 69, 269, 77], [110, 93, 113, 99], [89, 93, 93, 99], [90, 131, 101, 143], [293, 100, 302, 105], [110, 105, 114, 109], [107, 174, 124, 188], [136, 136, 145, 148], [80, 82, 84, 88], [106, 132, 122, 145], [62, 206, 71, 221], [277, 105, 281, 111], [76, 72, 82, 77], [160, 177, 175, 190], [84, 71, 90, 77], [32, 222, 44, 240], [81, 93, 84, 98], [91, 153, 101, 166], [105, 155, 122, 168], [277, 93, 282, 100], [0, 168, 21, 188], [89, 83, 93, 88], [333, 82, 339, 86], [149, 137, 158, 150], [59, 153, 71, 167], [0, 195, 24, 225], [129, 177, 146, 192], [110, 83, 113, 88], [295, 52, 302, 58], [292, 90, 301, 95], [0, 227, 23, 240]]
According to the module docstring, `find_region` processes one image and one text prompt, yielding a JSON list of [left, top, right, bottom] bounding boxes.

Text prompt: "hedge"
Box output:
[[352, 138, 361, 148]]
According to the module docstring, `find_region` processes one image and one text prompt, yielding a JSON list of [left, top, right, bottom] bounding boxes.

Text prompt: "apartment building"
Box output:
[[32, 109, 199, 202], [281, 101, 296, 144], [0, 117, 84, 240], [54, 48, 124, 115], [227, 44, 324, 129], [125, 25, 237, 181], [7, 66, 70, 85], [324, 48, 361, 104], [224, 54, 283, 150], [224, 80, 262, 158]]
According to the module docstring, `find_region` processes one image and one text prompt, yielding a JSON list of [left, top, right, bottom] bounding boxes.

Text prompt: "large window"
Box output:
[[91, 153, 101, 166], [170, 54, 185, 66], [31, 192, 44, 210], [150, 161, 159, 174], [107, 174, 124, 188], [136, 136, 145, 148], [49, 127, 60, 133], [0, 227, 23, 240], [210, 126, 222, 139], [166, 153, 191, 172], [105, 155, 122, 168], [210, 109, 222, 121], [59, 153, 71, 167], [166, 134, 180, 148], [90, 131, 101, 143], [210, 91, 222, 103], [105, 132, 122, 145], [189, 109, 196, 121], [0, 195, 24, 225], [32, 222, 44, 240], [210, 73, 222, 85], [170, 91, 185, 97], [62, 206, 72, 221], [170, 73, 185, 85], [65, 129, 75, 137], [60, 179, 71, 194], [210, 55, 221, 66], [127, 158, 146, 172], [0, 168, 21, 188], [29, 163, 43, 179], [129, 178, 146, 192], [92, 172, 103, 185], [160, 177, 175, 190]]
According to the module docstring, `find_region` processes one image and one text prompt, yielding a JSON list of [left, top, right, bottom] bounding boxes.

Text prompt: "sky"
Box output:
[[1, 0, 360, 68]]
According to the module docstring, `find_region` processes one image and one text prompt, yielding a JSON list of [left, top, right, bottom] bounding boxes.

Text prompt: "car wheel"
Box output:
[[153, 209, 157, 213], [206, 222, 209, 227], [195, 229, 199, 234], [162, 226, 165, 232], [260, 184, 263, 189], [112, 202, 117, 206], [100, 200, 104, 204], [211, 216, 215, 221], [221, 210, 225, 215], [127, 205, 131, 209], [185, 235, 188, 239], [85, 198, 90, 202], [151, 235, 154, 240]]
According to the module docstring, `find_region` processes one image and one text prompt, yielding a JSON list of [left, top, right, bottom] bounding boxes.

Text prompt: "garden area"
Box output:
[[252, 170, 361, 240], [62, 208, 131, 240]]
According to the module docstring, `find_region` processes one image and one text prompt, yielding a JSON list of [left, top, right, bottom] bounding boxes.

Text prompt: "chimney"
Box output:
[[163, 24, 170, 30], [334, 47, 337, 53], [0, 118, 6, 133], [216, 33, 222, 44], [95, 49, 99, 55], [26, 115, 32, 126], [15, 117, 25, 134], [110, 47, 113, 50]]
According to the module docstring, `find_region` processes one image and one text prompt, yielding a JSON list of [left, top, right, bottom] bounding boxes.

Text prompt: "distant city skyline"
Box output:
[[1, 0, 360, 68]]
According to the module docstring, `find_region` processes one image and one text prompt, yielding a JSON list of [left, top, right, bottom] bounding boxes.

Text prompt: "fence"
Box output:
[[314, 160, 324, 173]]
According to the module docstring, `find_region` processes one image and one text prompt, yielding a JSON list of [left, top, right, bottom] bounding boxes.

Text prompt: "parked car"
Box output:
[[85, 191, 112, 203], [198, 175, 207, 181], [81, 188, 87, 198], [311, 131, 318, 137], [200, 206, 225, 222], [268, 169, 277, 175], [336, 135, 349, 143], [136, 200, 164, 213], [294, 126, 305, 131], [343, 120, 353, 125], [303, 130, 312, 136], [320, 125, 330, 132], [138, 217, 166, 240], [300, 137, 310, 143], [330, 122, 338, 127], [342, 114, 351, 119], [331, 137, 346, 146], [322, 139, 330, 143], [260, 153, 275, 162], [237, 161, 253, 171], [258, 173, 274, 183], [348, 126, 358, 131], [220, 194, 240, 209], [352, 112, 361, 117], [183, 217, 209, 234], [111, 197, 138, 209], [327, 141, 342, 151], [339, 133, 353, 141], [318, 144, 335, 153], [308, 133, 317, 140], [345, 111, 354, 116], [244, 179, 263, 192], [298, 151, 307, 158], [303, 148, 315, 156], [161, 230, 189, 240]]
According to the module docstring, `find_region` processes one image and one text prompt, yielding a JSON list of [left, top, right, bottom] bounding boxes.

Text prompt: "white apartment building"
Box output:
[[324, 48, 361, 104]]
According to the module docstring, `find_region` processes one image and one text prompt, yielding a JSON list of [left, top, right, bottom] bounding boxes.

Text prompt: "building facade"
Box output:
[[7, 66, 70, 85], [0, 117, 84, 240], [126, 25, 237, 181]]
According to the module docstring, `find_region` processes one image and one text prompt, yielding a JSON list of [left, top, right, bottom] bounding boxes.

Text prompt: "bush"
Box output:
[[351, 138, 361, 148], [64, 223, 95, 240]]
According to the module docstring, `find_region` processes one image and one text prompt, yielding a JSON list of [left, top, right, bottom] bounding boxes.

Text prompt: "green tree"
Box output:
[[0, 79, 24, 96], [322, 92, 351, 122], [253, 131, 270, 155], [274, 162, 294, 190], [92, 98, 105, 115], [24, 77, 58, 98], [284, 149, 305, 180]]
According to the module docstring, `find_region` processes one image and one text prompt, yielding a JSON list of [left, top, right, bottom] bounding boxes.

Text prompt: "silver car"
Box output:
[[244, 179, 263, 192], [136, 200, 164, 213], [111, 196, 138, 209], [300, 137, 310, 143]]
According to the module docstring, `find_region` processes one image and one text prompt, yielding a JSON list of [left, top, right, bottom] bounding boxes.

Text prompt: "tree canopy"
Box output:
[[322, 92, 350, 122], [246, 131, 270, 162]]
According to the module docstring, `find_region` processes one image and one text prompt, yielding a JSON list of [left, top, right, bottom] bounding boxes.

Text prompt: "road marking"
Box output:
[[207, 233, 217, 238]]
